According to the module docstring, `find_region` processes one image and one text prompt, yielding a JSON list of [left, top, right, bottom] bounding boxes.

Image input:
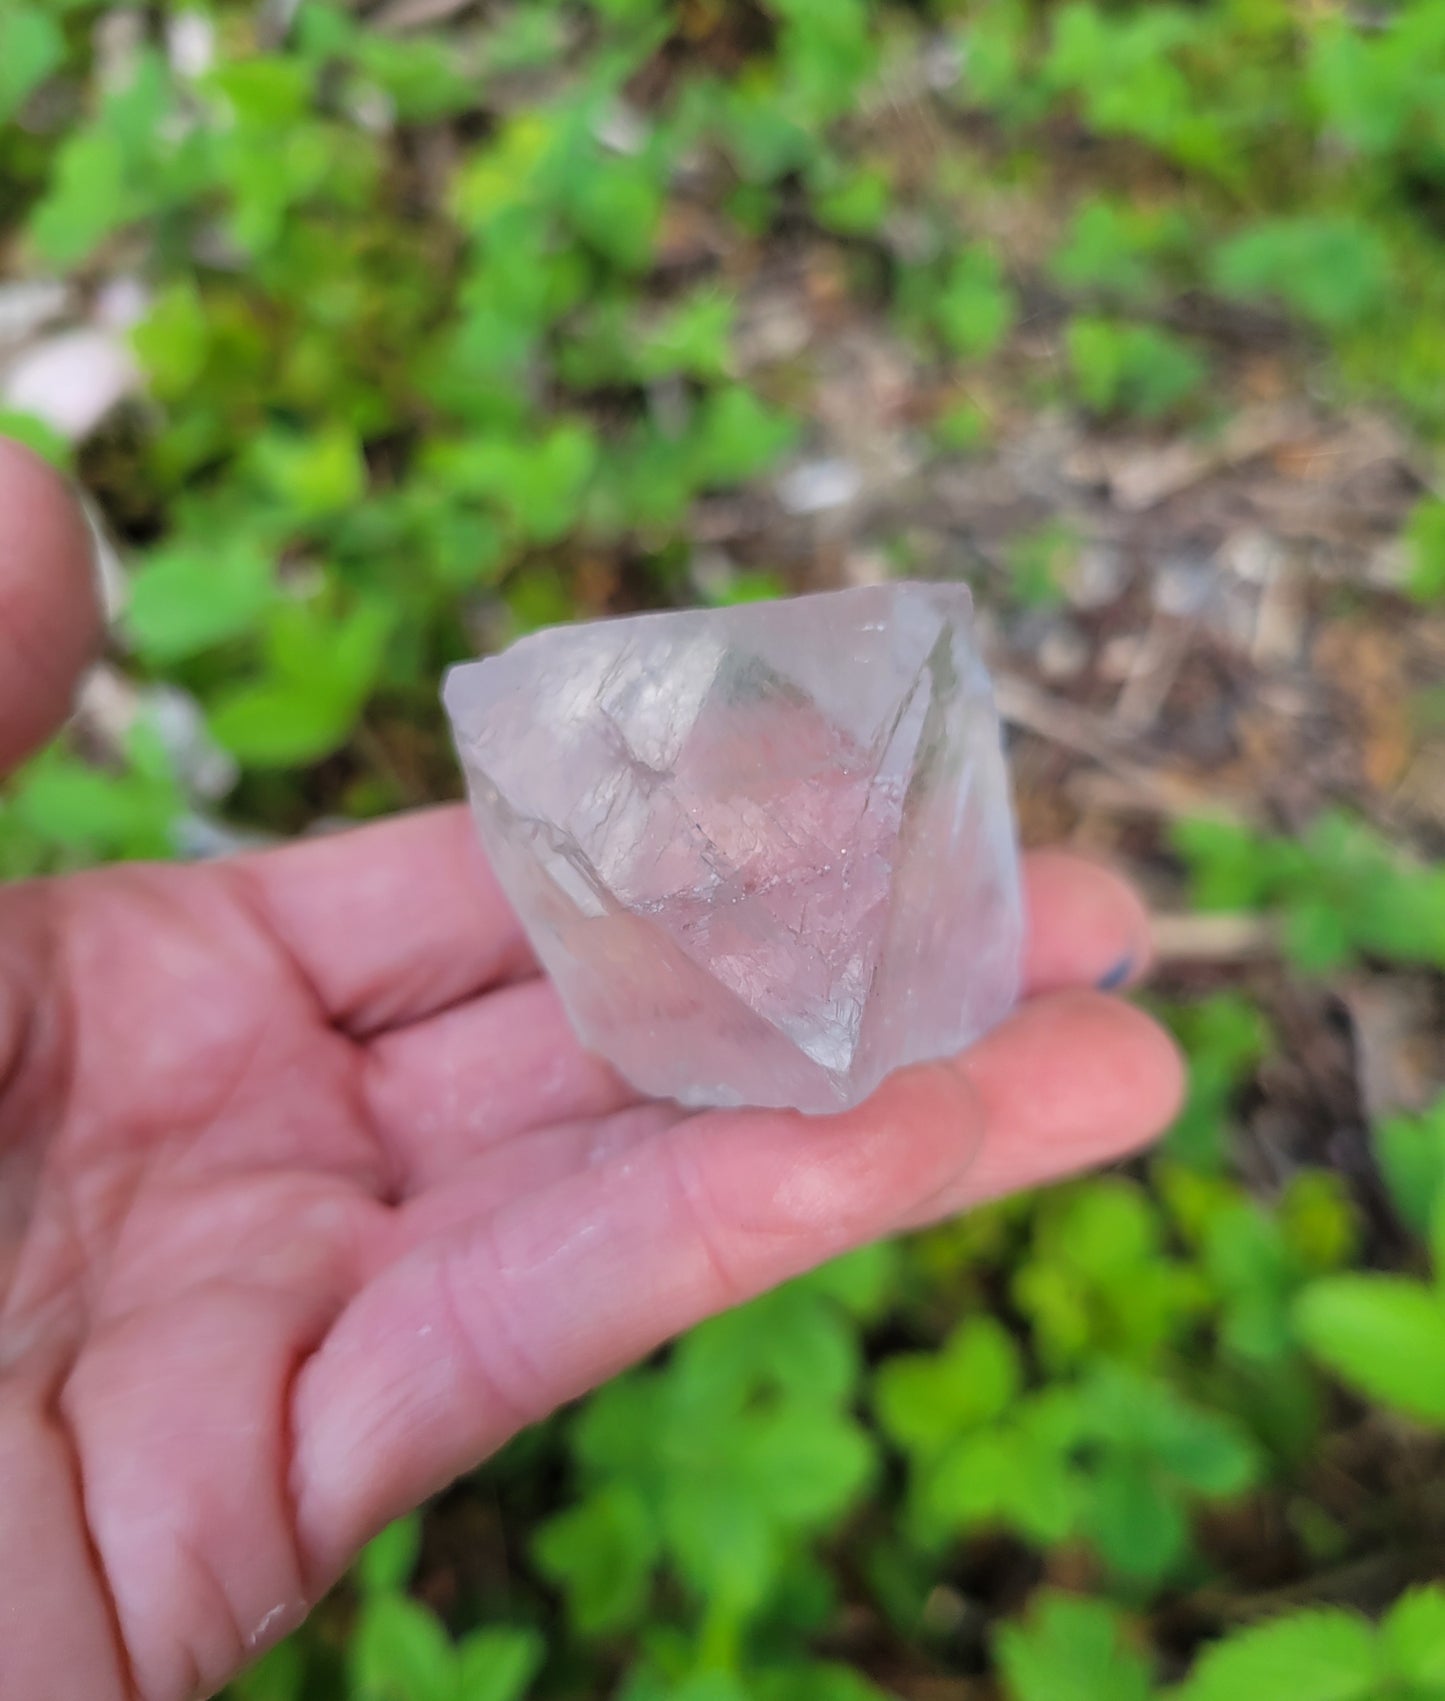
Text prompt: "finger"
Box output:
[[0, 1366, 133, 1701], [365, 977, 642, 1194], [231, 807, 535, 1036], [388, 990, 1175, 1248], [0, 439, 103, 774], [362, 849, 1153, 1191], [898, 989, 1182, 1228], [61, 1289, 331, 1701], [290, 992, 1181, 1577], [1021, 850, 1153, 994]]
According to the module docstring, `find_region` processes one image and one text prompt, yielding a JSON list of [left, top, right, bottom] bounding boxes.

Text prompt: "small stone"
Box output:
[[444, 583, 1023, 1114], [3, 328, 140, 443], [1037, 619, 1090, 682], [776, 456, 863, 515]]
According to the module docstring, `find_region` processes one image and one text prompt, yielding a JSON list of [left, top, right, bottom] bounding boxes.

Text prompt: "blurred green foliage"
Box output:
[[2, 0, 1444, 1696]]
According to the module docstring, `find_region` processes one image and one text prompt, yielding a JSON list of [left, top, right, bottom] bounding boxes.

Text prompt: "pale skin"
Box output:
[[0, 440, 1184, 1701]]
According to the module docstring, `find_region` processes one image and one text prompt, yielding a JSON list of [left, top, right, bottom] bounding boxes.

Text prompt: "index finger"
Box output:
[[230, 806, 535, 1037]]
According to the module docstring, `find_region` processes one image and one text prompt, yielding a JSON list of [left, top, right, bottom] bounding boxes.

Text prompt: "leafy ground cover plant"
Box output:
[[1, 1, 1443, 1697]]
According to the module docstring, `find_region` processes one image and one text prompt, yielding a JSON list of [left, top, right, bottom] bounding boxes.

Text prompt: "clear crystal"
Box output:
[[443, 583, 1023, 1114]]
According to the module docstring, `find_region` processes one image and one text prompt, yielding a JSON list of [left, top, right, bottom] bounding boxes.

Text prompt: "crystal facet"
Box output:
[[443, 583, 1023, 1114]]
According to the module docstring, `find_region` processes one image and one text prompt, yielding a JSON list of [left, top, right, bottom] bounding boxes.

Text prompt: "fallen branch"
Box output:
[[995, 673, 1258, 825], [1151, 911, 1279, 963]]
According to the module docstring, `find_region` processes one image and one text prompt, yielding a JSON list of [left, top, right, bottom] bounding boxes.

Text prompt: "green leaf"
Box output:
[[739, 1406, 874, 1529], [932, 399, 994, 454], [1084, 1461, 1188, 1583], [1171, 819, 1278, 912], [915, 1427, 1012, 1537], [532, 1487, 658, 1635], [0, 410, 72, 471], [1200, 1200, 1296, 1363], [208, 599, 390, 767], [282, 600, 391, 700], [1164, 992, 1271, 1172], [676, 1285, 860, 1409], [426, 424, 597, 544], [1280, 1170, 1358, 1275], [920, 1423, 1081, 1548], [0, 6, 64, 123], [572, 1372, 660, 1481], [1049, 197, 1185, 301], [801, 1241, 901, 1322], [503, 565, 577, 635], [811, 163, 891, 235], [1044, 2, 1231, 177], [1307, 21, 1420, 156], [28, 52, 193, 268], [565, 158, 662, 272], [757, 1663, 891, 1701], [1295, 1276, 1445, 1425], [875, 1317, 1022, 1458], [1001, 1414, 1087, 1545], [454, 1627, 544, 1701], [1281, 894, 1354, 974], [584, 0, 664, 22], [639, 290, 736, 381], [622, 1674, 749, 1701], [350, 1594, 456, 1701], [1006, 522, 1075, 609], [131, 281, 211, 400], [207, 56, 313, 127], [723, 72, 817, 182], [229, 1635, 307, 1701], [1405, 498, 1445, 603], [11, 743, 180, 863], [687, 386, 799, 487], [208, 679, 354, 767], [352, 33, 474, 123], [1212, 216, 1391, 330], [933, 249, 1016, 361], [996, 1592, 1154, 1701], [1132, 1393, 1259, 1497], [126, 539, 277, 663], [1380, 1586, 1445, 1689], [1174, 1609, 1376, 1701], [1377, 1099, 1445, 1239], [354, 1515, 423, 1595], [1015, 1181, 1207, 1366], [662, 1478, 775, 1611], [1081, 1368, 1259, 1487], [1068, 316, 1206, 418], [512, 423, 598, 543], [250, 424, 367, 520]]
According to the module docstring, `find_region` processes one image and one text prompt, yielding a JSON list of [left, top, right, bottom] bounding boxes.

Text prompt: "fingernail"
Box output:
[[1095, 954, 1134, 992]]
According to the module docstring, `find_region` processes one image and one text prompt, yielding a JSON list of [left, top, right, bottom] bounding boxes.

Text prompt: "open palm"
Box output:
[[0, 443, 1182, 1701]]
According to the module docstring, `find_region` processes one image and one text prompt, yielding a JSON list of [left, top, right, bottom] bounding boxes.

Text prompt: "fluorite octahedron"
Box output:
[[443, 582, 1023, 1114]]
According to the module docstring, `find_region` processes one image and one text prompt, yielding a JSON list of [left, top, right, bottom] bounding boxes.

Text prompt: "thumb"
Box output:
[[0, 438, 104, 776]]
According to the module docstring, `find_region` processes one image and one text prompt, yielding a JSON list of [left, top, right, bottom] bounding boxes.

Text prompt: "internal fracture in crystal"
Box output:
[[444, 583, 1023, 1114]]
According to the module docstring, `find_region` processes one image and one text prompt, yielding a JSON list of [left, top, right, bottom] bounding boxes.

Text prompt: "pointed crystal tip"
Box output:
[[444, 583, 1023, 1113]]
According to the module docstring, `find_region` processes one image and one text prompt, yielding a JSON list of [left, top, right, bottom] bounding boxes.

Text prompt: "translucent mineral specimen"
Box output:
[[443, 583, 1023, 1114]]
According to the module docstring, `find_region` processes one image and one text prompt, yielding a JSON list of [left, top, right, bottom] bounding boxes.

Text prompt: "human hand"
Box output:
[[0, 442, 1183, 1701]]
